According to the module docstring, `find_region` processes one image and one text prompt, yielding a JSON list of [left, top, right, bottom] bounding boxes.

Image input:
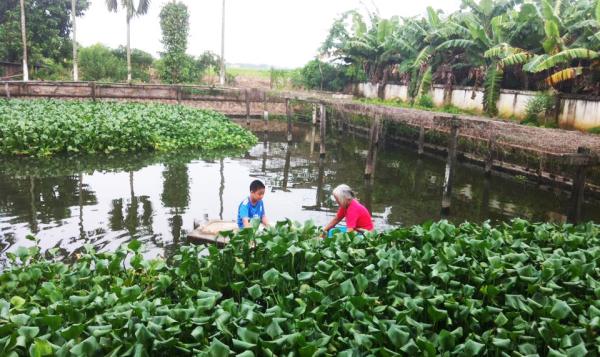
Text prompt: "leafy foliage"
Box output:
[[159, 1, 192, 84], [1, 220, 600, 355], [78, 44, 153, 82], [483, 64, 503, 116], [0, 99, 257, 156], [524, 92, 557, 125], [0, 0, 90, 64]]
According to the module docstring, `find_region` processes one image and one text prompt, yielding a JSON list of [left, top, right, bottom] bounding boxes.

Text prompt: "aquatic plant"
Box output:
[[0, 99, 257, 157], [1, 219, 600, 355]]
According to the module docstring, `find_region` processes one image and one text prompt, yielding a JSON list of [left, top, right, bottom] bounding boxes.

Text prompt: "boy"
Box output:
[[237, 180, 270, 229]]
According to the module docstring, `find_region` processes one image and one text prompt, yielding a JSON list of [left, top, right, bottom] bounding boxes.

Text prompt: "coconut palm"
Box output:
[[72, 0, 79, 81], [19, 0, 28, 81], [105, 0, 151, 83]]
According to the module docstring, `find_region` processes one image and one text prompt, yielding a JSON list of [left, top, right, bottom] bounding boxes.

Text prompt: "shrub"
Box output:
[[524, 92, 556, 126], [79, 44, 126, 81], [417, 94, 434, 108]]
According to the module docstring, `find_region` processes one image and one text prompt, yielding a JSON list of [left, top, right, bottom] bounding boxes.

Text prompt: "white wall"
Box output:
[[355, 83, 600, 131]]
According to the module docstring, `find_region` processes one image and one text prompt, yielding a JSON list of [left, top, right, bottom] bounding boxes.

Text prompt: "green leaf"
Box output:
[[262, 268, 280, 286], [463, 339, 485, 356], [10, 296, 26, 309], [387, 325, 410, 348], [340, 279, 356, 296], [209, 338, 230, 357], [551, 299, 572, 320], [29, 339, 53, 357], [70, 336, 100, 356], [297, 272, 314, 281], [566, 342, 587, 357], [494, 312, 508, 327], [247, 284, 263, 299], [18, 326, 39, 340]]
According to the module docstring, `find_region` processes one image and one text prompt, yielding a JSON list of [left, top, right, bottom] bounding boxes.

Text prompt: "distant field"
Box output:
[[227, 67, 272, 79]]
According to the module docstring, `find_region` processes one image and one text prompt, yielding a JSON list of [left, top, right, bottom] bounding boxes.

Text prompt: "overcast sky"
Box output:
[[78, 0, 461, 68]]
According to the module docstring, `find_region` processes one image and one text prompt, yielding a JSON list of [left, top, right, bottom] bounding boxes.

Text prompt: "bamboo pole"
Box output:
[[319, 104, 326, 157]]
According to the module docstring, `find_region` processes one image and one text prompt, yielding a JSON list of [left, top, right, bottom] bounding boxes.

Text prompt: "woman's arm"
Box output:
[[323, 217, 342, 232]]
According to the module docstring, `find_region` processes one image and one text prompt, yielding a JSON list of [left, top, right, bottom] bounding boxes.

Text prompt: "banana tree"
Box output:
[[526, 0, 600, 93], [321, 11, 400, 99], [105, 0, 150, 83], [435, 0, 529, 115]]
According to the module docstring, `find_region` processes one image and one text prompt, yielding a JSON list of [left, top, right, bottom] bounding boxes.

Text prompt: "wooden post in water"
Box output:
[[312, 104, 317, 126], [263, 91, 269, 122], [441, 118, 460, 215], [90, 82, 96, 101], [485, 126, 496, 176], [4, 83, 10, 99], [418, 124, 425, 155], [319, 103, 326, 157], [286, 98, 293, 142], [567, 146, 591, 224], [176, 86, 182, 104], [245, 89, 250, 125], [364, 115, 382, 180], [282, 143, 291, 191]]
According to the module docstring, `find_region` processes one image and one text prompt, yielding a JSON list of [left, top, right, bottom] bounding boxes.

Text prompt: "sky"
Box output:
[[78, 0, 461, 69]]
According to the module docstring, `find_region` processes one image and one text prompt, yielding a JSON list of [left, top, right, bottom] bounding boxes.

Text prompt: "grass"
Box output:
[[355, 97, 479, 116], [588, 126, 600, 135]]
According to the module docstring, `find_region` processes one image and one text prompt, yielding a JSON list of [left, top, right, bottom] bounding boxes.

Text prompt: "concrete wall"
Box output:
[[355, 83, 600, 131], [560, 98, 600, 131]]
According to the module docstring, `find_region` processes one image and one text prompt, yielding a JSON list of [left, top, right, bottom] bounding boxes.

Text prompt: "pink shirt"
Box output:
[[336, 199, 374, 231]]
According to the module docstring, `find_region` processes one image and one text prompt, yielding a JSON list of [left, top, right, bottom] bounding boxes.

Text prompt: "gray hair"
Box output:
[[332, 184, 355, 206]]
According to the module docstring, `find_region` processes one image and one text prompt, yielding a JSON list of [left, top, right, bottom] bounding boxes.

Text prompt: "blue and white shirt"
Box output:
[[237, 197, 265, 228]]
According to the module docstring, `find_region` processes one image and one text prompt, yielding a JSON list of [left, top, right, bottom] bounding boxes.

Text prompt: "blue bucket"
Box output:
[[328, 226, 347, 238]]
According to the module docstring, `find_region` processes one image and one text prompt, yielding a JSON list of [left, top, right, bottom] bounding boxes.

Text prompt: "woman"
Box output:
[[323, 184, 374, 235]]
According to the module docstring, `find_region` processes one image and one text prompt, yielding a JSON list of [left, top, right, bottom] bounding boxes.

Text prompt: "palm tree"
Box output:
[[105, 0, 151, 83], [19, 0, 29, 81], [72, 0, 79, 81]]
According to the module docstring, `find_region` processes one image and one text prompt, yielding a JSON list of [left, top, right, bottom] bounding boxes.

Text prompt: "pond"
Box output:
[[1, 120, 600, 265]]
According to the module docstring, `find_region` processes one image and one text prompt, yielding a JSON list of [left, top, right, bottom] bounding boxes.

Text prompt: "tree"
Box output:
[[0, 0, 90, 72], [19, 0, 27, 81], [71, 0, 78, 81], [159, 1, 193, 83], [105, 0, 150, 83]]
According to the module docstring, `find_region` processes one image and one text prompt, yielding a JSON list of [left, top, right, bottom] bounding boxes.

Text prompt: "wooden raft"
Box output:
[[187, 220, 238, 247]]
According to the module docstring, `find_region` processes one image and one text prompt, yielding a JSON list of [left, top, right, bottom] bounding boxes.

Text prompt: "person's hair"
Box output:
[[332, 184, 355, 206], [250, 180, 266, 192]]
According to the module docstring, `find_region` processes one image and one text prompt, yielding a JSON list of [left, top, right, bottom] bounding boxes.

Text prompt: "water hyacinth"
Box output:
[[0, 99, 257, 156], [1, 220, 600, 356]]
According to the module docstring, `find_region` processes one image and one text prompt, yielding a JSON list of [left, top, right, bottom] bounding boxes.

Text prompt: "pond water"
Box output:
[[1, 120, 600, 265]]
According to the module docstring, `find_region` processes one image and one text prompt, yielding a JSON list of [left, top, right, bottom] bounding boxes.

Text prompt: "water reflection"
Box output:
[[1, 121, 600, 265]]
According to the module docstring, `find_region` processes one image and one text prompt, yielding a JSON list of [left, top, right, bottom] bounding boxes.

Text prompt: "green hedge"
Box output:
[[1, 220, 600, 356], [0, 99, 257, 156]]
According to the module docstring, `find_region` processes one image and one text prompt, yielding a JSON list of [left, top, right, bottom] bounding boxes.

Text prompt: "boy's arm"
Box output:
[[242, 218, 252, 228], [239, 204, 251, 228], [261, 215, 270, 227]]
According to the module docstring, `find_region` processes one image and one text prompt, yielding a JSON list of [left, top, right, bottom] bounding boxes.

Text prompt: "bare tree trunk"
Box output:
[[126, 15, 132, 83], [72, 0, 78, 81], [20, 0, 29, 81], [219, 0, 226, 86]]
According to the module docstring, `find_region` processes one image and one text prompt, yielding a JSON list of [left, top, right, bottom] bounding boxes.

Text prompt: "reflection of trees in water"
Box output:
[[0, 174, 97, 231], [161, 164, 190, 245]]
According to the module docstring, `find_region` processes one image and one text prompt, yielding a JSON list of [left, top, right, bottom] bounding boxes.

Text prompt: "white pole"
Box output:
[[219, 0, 225, 86]]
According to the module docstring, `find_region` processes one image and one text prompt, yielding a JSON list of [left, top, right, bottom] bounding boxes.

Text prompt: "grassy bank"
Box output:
[[0, 99, 257, 157], [1, 220, 599, 355]]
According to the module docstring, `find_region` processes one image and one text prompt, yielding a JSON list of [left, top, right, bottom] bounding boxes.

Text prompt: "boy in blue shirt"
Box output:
[[237, 180, 270, 228]]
